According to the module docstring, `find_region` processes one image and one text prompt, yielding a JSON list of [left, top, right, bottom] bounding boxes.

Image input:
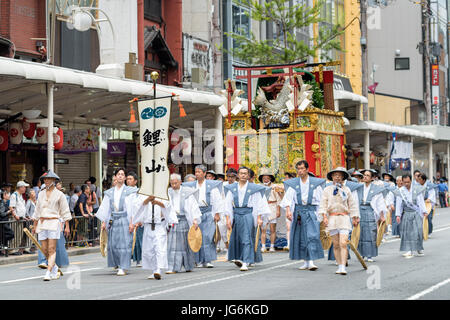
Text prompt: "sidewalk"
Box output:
[[0, 246, 99, 266]]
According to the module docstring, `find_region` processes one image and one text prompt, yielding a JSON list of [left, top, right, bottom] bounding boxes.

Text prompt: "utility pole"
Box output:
[[447, 0, 450, 126], [360, 0, 369, 121], [423, 0, 432, 125]]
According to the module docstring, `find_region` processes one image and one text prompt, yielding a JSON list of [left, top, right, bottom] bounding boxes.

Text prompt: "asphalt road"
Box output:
[[1, 208, 450, 300]]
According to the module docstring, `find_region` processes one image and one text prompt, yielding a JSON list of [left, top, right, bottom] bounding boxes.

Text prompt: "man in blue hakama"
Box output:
[[183, 165, 223, 268], [224, 167, 271, 271], [280, 160, 325, 271], [96, 168, 136, 276], [395, 174, 429, 259], [357, 169, 387, 262]]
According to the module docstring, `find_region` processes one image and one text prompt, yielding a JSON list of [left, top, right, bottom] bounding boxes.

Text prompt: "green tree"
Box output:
[[224, 0, 344, 65]]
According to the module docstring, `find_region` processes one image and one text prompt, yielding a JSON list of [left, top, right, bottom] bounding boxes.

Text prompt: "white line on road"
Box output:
[[383, 224, 450, 244], [407, 278, 450, 300], [0, 267, 102, 284], [124, 260, 299, 300]]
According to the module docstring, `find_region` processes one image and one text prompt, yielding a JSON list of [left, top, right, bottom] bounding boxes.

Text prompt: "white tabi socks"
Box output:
[[299, 261, 310, 270]]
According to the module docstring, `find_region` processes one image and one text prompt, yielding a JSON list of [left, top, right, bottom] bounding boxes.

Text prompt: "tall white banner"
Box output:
[[138, 97, 172, 200]]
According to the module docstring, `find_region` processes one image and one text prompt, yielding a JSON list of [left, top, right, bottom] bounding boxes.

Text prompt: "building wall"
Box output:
[[0, 0, 46, 60], [141, 0, 182, 86], [344, 0, 361, 95], [98, 0, 138, 67], [367, 1, 423, 101], [368, 93, 411, 126]]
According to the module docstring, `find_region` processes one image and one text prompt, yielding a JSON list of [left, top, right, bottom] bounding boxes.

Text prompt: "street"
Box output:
[[1, 208, 450, 300]]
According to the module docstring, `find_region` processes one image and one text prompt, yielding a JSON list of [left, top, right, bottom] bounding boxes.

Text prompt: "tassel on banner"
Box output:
[[176, 94, 187, 118], [129, 98, 138, 123]]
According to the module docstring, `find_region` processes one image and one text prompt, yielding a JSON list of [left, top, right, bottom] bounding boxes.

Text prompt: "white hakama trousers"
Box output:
[[142, 223, 168, 273]]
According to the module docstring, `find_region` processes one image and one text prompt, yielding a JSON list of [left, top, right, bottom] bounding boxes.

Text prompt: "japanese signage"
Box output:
[[431, 65, 440, 125], [431, 65, 439, 86], [182, 34, 213, 87], [138, 97, 172, 200], [59, 128, 99, 154]]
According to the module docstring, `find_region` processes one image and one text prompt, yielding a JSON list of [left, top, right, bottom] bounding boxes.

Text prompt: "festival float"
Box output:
[[221, 61, 347, 181]]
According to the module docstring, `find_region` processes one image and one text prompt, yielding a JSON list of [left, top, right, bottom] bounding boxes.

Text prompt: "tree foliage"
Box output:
[[223, 0, 344, 65]]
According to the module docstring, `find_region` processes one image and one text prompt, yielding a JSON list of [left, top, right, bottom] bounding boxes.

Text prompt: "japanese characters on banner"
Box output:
[[137, 97, 172, 200], [431, 64, 440, 125]]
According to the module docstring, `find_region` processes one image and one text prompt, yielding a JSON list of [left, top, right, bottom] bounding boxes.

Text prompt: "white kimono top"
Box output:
[[194, 180, 224, 218], [395, 186, 427, 218], [168, 187, 202, 228], [223, 181, 271, 227], [279, 176, 323, 220], [95, 184, 133, 224], [361, 183, 387, 221], [132, 195, 177, 227]]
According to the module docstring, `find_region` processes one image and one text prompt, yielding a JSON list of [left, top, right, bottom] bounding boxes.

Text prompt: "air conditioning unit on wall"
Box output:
[[191, 68, 207, 84]]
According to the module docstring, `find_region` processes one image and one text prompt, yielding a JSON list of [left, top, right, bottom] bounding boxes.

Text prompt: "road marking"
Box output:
[[383, 224, 450, 244], [407, 277, 450, 300], [124, 260, 298, 300], [0, 267, 102, 284], [94, 257, 294, 300]]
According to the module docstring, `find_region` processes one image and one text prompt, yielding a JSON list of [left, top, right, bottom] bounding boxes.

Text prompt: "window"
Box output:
[[144, 0, 162, 22], [395, 58, 410, 70], [232, 4, 250, 50]]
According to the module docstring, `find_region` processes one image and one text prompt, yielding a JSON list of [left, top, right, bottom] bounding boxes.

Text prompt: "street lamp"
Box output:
[[66, 6, 121, 76]]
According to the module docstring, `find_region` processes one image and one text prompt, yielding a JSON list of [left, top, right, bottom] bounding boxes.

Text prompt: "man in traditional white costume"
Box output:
[[133, 192, 176, 280], [32, 170, 71, 281]]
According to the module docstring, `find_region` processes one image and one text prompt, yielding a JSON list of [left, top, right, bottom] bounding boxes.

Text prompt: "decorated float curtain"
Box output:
[[319, 133, 344, 177], [227, 132, 307, 183]]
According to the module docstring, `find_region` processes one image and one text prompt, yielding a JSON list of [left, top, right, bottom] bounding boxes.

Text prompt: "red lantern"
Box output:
[[36, 126, 47, 144], [9, 122, 23, 145], [22, 118, 36, 139], [370, 152, 375, 165], [0, 130, 8, 151], [53, 128, 63, 150]]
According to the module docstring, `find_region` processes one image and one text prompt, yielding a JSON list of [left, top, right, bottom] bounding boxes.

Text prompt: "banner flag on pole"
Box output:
[[137, 96, 172, 200]]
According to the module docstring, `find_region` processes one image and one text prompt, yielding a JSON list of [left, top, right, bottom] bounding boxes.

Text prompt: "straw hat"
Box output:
[[382, 172, 395, 182], [350, 224, 361, 248], [320, 222, 331, 250], [386, 210, 392, 226], [258, 168, 275, 183], [327, 167, 349, 181], [423, 217, 429, 241], [214, 222, 221, 244], [100, 228, 108, 258], [227, 229, 232, 242], [188, 226, 202, 252], [40, 169, 61, 183], [425, 201, 433, 215], [254, 225, 261, 252], [376, 220, 386, 247]]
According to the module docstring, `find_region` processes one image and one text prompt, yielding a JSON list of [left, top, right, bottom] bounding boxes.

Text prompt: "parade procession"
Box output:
[[2, 0, 450, 303]]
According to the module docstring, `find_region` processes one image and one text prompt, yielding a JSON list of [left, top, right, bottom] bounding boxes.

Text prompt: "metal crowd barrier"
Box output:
[[0, 216, 101, 256]]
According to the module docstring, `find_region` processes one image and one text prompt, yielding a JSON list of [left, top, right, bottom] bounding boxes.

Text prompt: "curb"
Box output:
[[0, 247, 99, 266]]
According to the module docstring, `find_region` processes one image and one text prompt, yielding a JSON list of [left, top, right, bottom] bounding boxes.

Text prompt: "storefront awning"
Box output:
[[0, 57, 225, 129], [346, 119, 435, 139], [406, 125, 450, 141], [334, 89, 368, 106]]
